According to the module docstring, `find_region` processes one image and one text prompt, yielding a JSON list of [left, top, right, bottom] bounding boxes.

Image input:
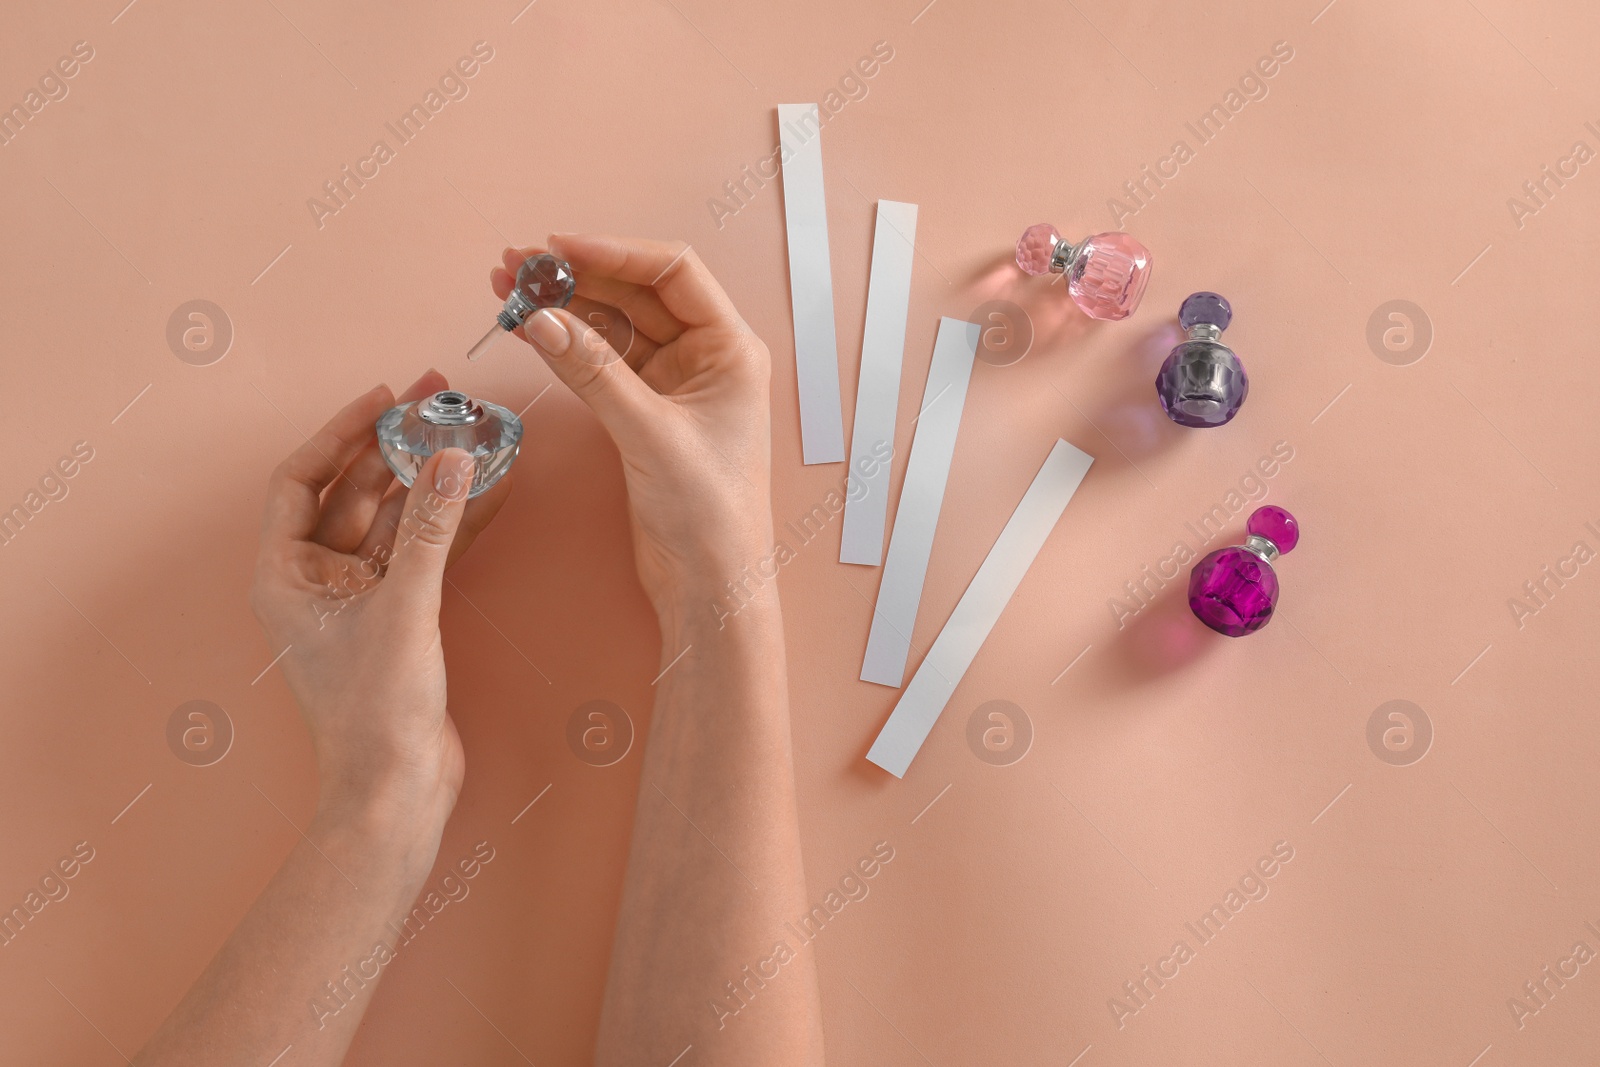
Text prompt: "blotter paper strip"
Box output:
[[777, 103, 845, 465], [867, 438, 1095, 778], [840, 200, 918, 566], [860, 317, 980, 687]]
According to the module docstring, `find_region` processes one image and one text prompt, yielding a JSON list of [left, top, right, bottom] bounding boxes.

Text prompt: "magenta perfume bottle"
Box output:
[[376, 390, 522, 498], [467, 252, 577, 361], [1156, 292, 1248, 427], [1188, 506, 1298, 637], [1014, 223, 1152, 320]]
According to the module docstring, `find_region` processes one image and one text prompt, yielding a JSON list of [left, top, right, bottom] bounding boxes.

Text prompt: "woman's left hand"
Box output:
[[248, 370, 511, 833]]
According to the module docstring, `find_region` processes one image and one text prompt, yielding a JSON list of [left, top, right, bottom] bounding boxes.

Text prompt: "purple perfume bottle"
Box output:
[[1015, 223, 1152, 321], [1156, 292, 1248, 428], [1188, 506, 1298, 637]]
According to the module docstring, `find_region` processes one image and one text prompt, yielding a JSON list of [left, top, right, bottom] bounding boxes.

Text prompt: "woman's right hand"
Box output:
[[492, 235, 774, 627]]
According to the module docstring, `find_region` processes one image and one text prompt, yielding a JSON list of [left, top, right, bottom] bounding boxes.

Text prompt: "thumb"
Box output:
[[381, 447, 475, 617], [522, 307, 656, 443]]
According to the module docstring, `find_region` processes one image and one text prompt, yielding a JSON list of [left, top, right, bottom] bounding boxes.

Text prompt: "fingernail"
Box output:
[[525, 308, 571, 355], [435, 449, 475, 501]]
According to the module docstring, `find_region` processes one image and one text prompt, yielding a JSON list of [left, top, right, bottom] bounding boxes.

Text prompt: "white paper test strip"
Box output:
[[840, 200, 918, 566], [860, 317, 980, 687], [866, 438, 1095, 778], [777, 103, 845, 465]]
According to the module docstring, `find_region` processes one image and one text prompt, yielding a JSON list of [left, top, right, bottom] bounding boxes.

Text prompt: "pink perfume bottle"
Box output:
[[1015, 223, 1152, 320], [1188, 506, 1298, 637]]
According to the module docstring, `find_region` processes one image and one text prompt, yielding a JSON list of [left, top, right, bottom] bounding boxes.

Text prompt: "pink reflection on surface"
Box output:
[[1109, 575, 1219, 681]]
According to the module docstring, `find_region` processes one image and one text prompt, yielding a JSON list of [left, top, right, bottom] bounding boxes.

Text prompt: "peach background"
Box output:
[[3, 0, 1598, 1063]]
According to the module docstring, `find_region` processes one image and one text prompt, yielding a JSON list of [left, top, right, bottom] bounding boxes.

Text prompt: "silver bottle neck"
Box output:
[[1048, 237, 1082, 274], [1187, 323, 1223, 343], [1240, 534, 1280, 564], [418, 391, 485, 426]]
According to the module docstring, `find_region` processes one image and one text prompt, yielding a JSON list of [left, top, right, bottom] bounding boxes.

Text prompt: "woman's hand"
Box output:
[[491, 235, 772, 628], [137, 378, 510, 1065], [248, 371, 510, 835], [503, 238, 825, 1064]]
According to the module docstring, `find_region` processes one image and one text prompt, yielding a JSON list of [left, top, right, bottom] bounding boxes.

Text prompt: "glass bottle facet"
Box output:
[[376, 389, 522, 498]]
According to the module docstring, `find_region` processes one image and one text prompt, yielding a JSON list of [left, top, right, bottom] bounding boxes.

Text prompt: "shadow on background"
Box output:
[[1093, 319, 1187, 462], [1105, 573, 1221, 684]]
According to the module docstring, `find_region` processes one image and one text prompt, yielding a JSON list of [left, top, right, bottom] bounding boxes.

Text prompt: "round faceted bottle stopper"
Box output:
[[1247, 505, 1298, 554], [1178, 291, 1232, 331], [1015, 223, 1061, 276], [498, 253, 576, 330], [515, 253, 576, 307]]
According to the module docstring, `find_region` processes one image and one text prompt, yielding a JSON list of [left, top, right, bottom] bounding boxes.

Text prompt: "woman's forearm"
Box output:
[[135, 794, 447, 1067], [596, 582, 824, 1066]]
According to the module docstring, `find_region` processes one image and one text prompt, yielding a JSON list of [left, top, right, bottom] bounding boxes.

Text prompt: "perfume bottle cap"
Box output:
[[1015, 223, 1063, 276], [1246, 505, 1298, 555], [498, 253, 576, 331], [1178, 291, 1232, 334]]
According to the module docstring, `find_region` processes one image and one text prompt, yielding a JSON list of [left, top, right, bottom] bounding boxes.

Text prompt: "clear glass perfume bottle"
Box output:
[[376, 390, 522, 498], [1014, 223, 1152, 320], [1156, 292, 1248, 428], [467, 253, 577, 361], [1188, 506, 1299, 637]]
